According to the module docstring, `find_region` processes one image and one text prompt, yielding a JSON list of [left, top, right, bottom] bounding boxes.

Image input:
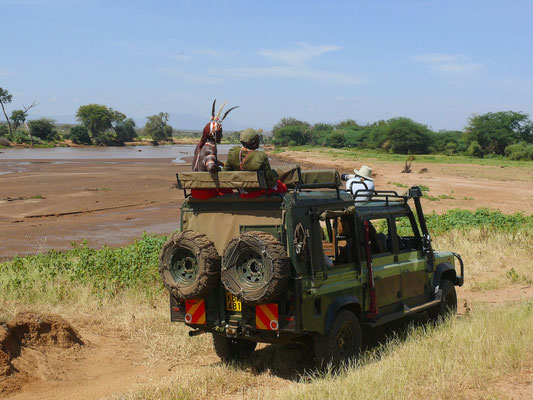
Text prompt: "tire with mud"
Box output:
[[428, 279, 457, 321], [314, 310, 362, 368], [212, 334, 257, 362], [159, 230, 220, 300], [221, 231, 290, 305]]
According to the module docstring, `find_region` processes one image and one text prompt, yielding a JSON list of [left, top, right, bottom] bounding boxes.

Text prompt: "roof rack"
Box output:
[[351, 186, 423, 206]]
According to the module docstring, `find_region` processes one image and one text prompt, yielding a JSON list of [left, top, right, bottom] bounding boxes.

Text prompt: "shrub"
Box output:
[[504, 143, 533, 160], [328, 131, 346, 148], [66, 125, 92, 145], [29, 118, 58, 141], [9, 129, 32, 144], [0, 136, 10, 147], [468, 141, 484, 158]]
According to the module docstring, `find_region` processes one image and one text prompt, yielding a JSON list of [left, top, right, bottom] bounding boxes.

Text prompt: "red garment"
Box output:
[[190, 188, 233, 200], [238, 180, 288, 199]]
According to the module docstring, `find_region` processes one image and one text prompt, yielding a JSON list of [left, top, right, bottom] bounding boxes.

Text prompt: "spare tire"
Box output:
[[222, 231, 290, 305], [159, 230, 220, 300]]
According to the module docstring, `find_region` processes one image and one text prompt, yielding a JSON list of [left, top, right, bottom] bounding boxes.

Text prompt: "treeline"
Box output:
[[270, 111, 533, 160], [0, 86, 175, 146]]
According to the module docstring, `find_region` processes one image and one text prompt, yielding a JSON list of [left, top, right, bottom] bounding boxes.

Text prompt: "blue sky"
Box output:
[[1, 0, 532, 131]]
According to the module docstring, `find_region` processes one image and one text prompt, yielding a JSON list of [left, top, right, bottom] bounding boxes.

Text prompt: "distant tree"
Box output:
[[0, 87, 13, 134], [272, 117, 310, 133], [29, 118, 57, 141], [113, 117, 137, 145], [335, 119, 360, 130], [66, 125, 91, 144], [369, 117, 433, 154], [76, 104, 114, 139], [272, 117, 312, 146], [10, 110, 26, 131], [144, 112, 173, 143], [329, 131, 346, 148], [464, 111, 533, 155]]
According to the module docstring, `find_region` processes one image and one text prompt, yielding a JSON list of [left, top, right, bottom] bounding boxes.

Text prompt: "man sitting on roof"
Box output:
[[345, 165, 375, 201], [224, 129, 287, 198]]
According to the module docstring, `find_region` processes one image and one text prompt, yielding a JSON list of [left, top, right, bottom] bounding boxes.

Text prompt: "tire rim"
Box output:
[[337, 323, 355, 359], [235, 249, 270, 289], [170, 248, 198, 286]]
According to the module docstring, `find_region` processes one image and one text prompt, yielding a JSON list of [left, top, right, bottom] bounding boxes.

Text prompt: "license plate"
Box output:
[[225, 293, 242, 312]]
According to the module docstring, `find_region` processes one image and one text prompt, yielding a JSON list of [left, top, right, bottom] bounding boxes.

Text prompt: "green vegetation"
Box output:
[[0, 233, 167, 303], [66, 125, 91, 144], [270, 111, 533, 160], [1, 209, 530, 306], [144, 112, 173, 143], [29, 118, 58, 141]]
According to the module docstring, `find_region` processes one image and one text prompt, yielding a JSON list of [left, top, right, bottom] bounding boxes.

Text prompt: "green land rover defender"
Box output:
[[159, 166, 464, 366]]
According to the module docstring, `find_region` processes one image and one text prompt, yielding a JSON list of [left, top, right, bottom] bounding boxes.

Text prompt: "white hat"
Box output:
[[354, 165, 373, 181]]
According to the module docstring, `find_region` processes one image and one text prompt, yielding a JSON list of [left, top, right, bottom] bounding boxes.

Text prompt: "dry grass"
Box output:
[[433, 229, 533, 291], [1, 228, 532, 399]]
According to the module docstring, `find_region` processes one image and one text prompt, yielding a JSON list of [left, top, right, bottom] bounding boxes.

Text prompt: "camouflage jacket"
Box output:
[[223, 146, 278, 188]]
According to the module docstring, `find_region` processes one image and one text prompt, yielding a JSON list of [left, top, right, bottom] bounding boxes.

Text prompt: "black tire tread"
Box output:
[[159, 230, 220, 300], [222, 231, 290, 305], [314, 310, 362, 368], [428, 279, 457, 321]]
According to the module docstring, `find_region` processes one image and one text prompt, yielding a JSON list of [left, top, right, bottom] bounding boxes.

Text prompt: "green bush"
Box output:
[[0, 233, 167, 301], [8, 129, 33, 144], [66, 125, 92, 144], [29, 118, 58, 141], [468, 141, 484, 158], [504, 143, 533, 160], [328, 131, 346, 148]]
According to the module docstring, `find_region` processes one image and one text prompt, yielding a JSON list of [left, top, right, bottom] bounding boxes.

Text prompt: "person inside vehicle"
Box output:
[[344, 165, 375, 201], [224, 129, 287, 198]]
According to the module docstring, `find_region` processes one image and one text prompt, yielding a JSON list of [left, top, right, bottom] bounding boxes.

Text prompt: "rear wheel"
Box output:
[[428, 279, 457, 321], [314, 310, 362, 368], [212, 334, 257, 362]]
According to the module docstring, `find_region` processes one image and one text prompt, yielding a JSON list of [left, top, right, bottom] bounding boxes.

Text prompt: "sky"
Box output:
[[1, 0, 532, 131]]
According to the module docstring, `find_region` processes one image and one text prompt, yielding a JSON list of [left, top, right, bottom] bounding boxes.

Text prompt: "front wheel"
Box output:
[[428, 279, 457, 321], [314, 310, 362, 368], [212, 334, 257, 362]]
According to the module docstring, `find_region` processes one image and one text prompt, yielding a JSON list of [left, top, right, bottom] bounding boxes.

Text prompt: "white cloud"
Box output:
[[413, 53, 482, 73], [259, 43, 342, 65], [210, 65, 367, 85]]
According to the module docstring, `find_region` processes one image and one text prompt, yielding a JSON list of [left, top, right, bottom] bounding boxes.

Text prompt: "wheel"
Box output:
[[222, 231, 290, 305], [212, 334, 257, 362], [428, 279, 457, 321], [314, 310, 362, 368], [159, 230, 220, 300]]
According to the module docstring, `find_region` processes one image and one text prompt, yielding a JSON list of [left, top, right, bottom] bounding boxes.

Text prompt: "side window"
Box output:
[[360, 217, 393, 259], [394, 215, 421, 252], [320, 215, 355, 266]]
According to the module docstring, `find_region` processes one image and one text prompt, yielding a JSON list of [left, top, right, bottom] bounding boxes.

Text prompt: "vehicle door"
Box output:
[[360, 216, 402, 314], [392, 213, 428, 304]]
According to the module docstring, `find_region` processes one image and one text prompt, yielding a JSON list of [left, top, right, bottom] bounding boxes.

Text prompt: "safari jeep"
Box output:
[[159, 166, 464, 367]]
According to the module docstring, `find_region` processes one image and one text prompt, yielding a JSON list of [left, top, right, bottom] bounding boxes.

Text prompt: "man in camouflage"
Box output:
[[224, 129, 287, 197]]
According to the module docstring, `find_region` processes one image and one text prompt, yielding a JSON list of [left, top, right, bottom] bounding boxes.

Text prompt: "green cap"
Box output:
[[239, 128, 260, 146]]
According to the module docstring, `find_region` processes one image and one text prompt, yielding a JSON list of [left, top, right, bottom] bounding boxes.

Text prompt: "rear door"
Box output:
[[362, 216, 402, 314], [392, 214, 428, 304]]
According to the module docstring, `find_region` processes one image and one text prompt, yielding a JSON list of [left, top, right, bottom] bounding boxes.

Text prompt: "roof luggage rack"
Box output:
[[352, 185, 423, 206]]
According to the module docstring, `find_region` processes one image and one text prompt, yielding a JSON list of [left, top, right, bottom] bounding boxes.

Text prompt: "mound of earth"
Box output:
[[0, 312, 83, 394]]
